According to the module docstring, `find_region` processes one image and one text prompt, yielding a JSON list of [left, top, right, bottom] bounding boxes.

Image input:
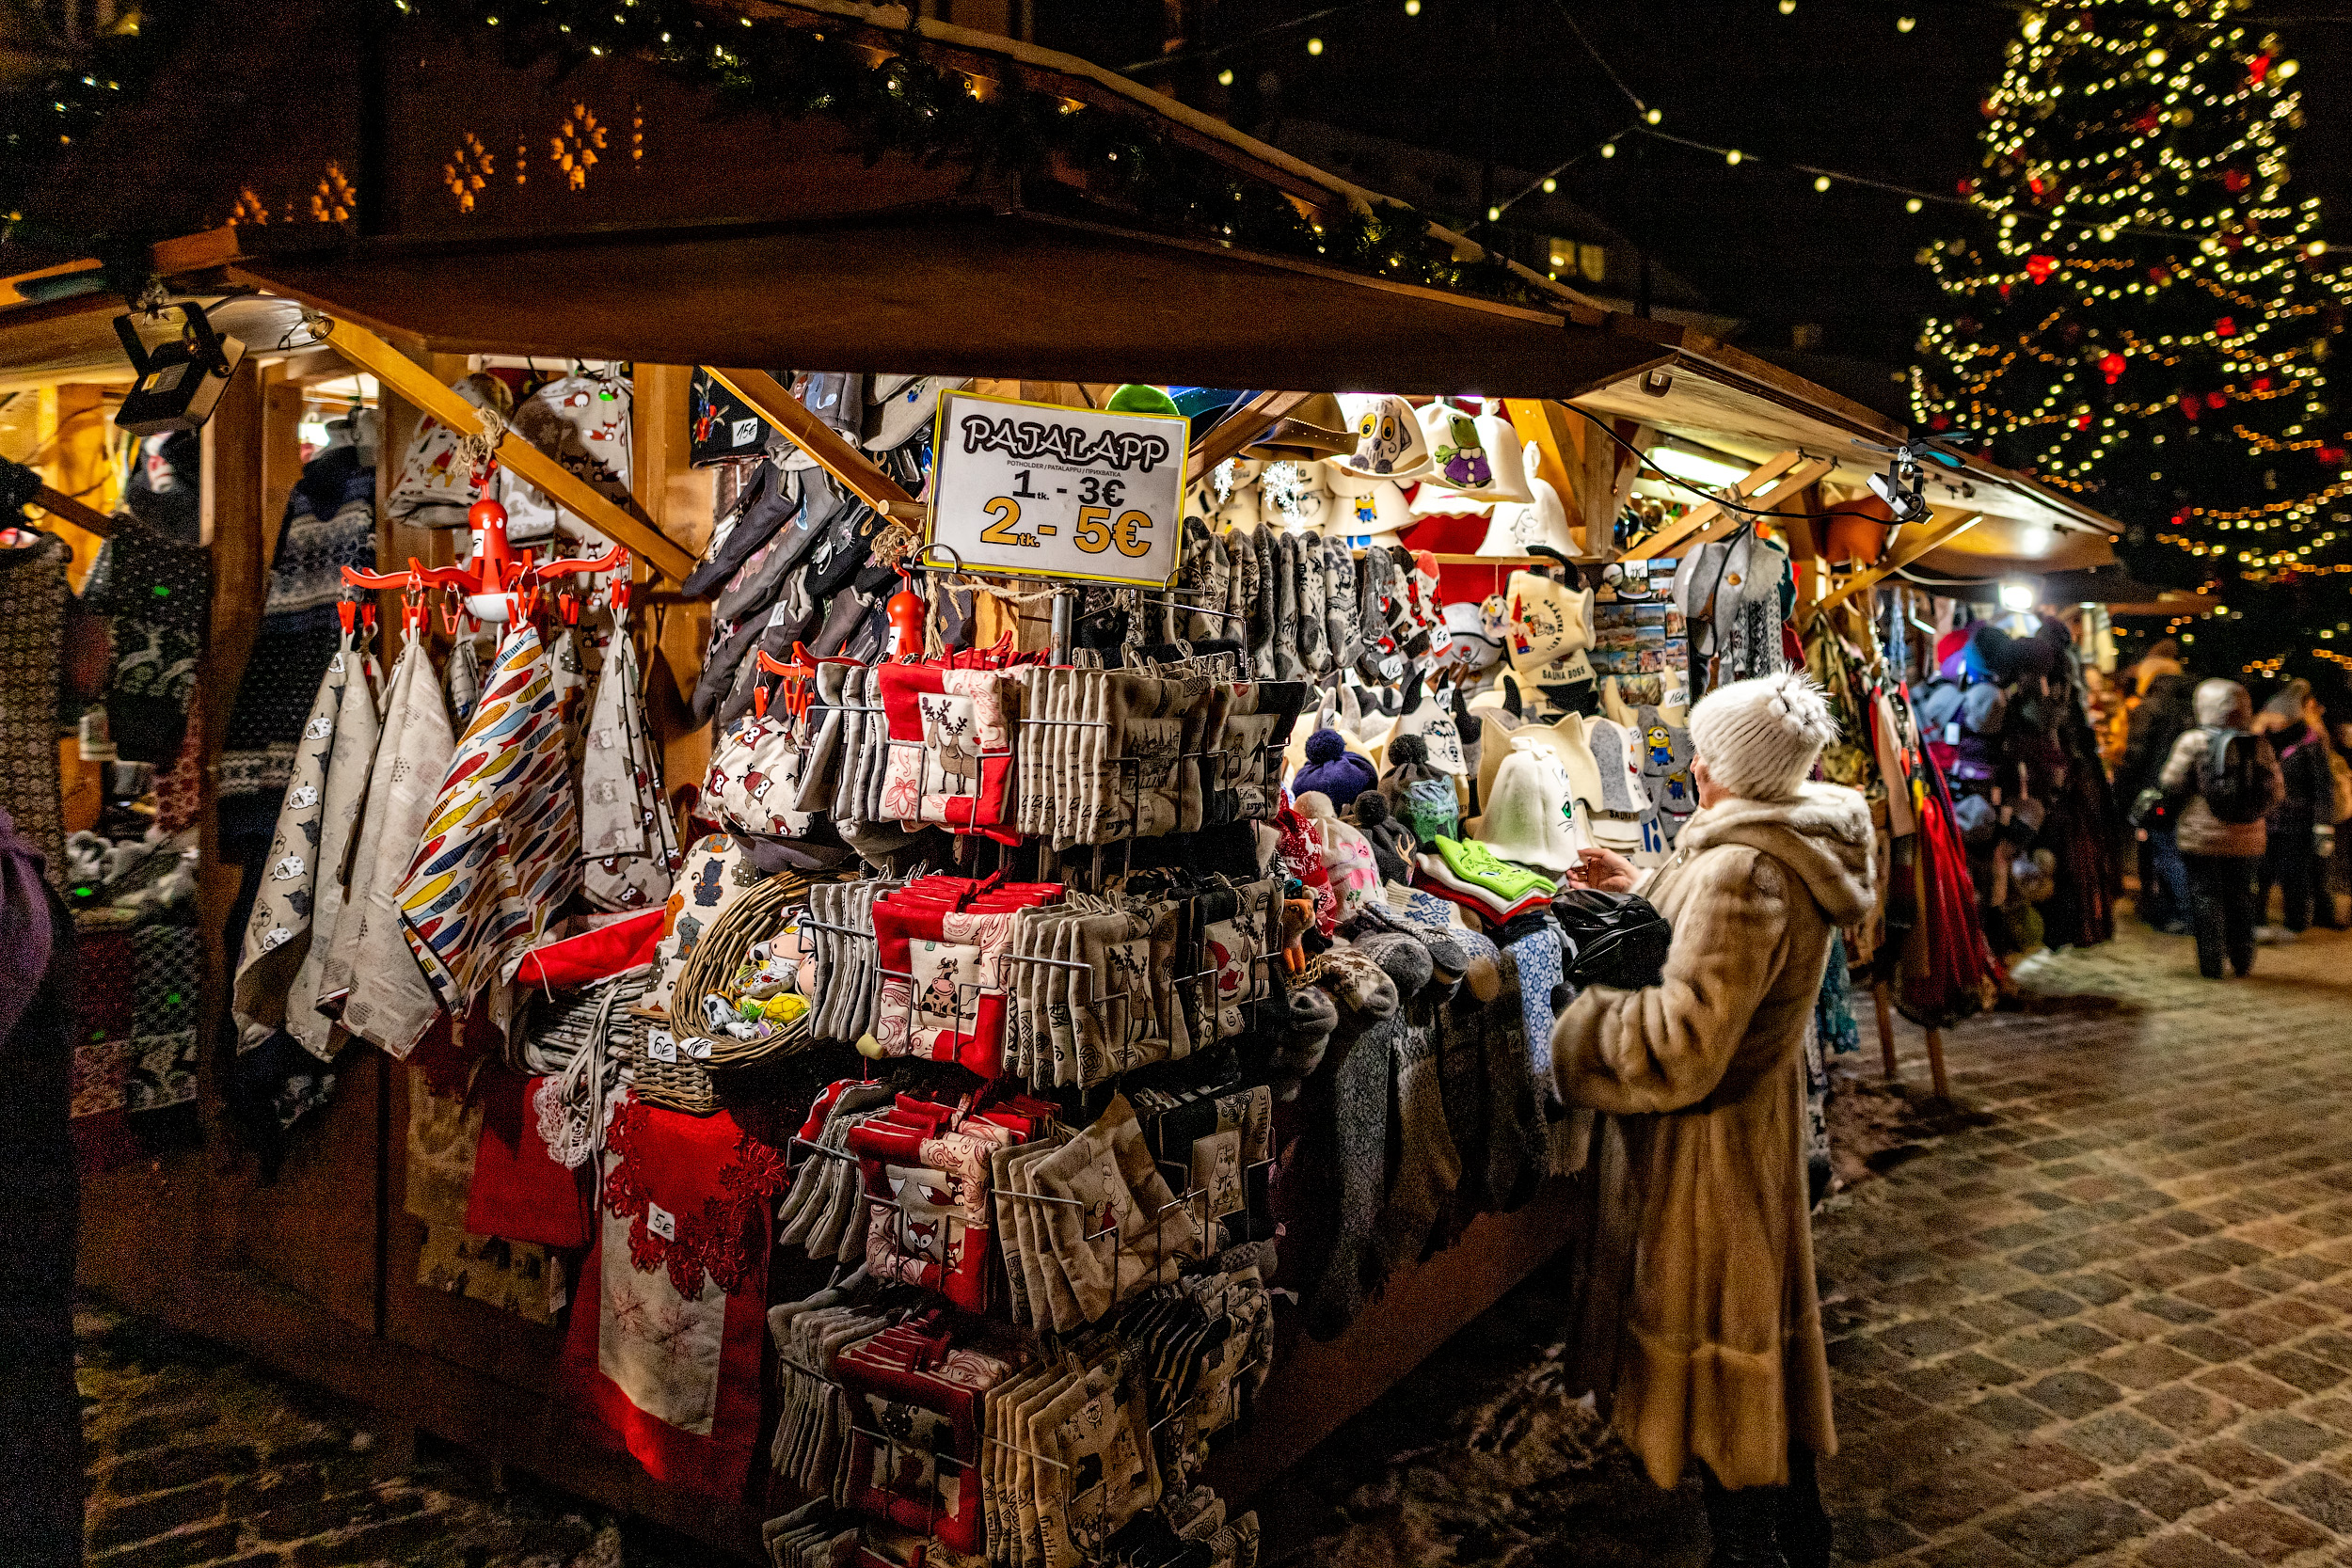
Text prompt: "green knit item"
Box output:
[[1433, 837, 1557, 900]]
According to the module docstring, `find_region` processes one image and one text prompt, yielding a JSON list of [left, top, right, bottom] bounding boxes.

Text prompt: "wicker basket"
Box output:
[[668, 874, 822, 1072], [625, 1014, 720, 1116]]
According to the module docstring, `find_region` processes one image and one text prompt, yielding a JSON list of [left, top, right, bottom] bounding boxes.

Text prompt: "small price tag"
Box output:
[[1945, 721, 1962, 746], [1377, 654, 1406, 682], [646, 1201, 675, 1241], [682, 1034, 712, 1061], [646, 1028, 677, 1064]]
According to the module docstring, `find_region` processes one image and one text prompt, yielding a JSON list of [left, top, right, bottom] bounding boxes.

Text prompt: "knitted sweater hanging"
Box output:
[[219, 444, 376, 835]]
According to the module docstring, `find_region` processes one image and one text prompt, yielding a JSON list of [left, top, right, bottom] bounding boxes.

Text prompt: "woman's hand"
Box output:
[[1571, 847, 1638, 894]]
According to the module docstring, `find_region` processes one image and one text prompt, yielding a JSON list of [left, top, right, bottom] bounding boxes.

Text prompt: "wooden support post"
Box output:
[[1872, 979, 1898, 1082], [312, 317, 699, 579], [1924, 1025, 1951, 1102], [705, 368, 925, 528], [198, 358, 265, 1191], [630, 364, 717, 813], [1808, 513, 1985, 625]]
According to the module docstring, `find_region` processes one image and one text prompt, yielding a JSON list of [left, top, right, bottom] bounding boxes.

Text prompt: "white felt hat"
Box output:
[[864, 375, 970, 451], [1470, 750, 1578, 873], [1416, 402, 1496, 492], [1458, 414, 1534, 504], [1330, 478, 1412, 544], [1334, 394, 1432, 482], [1476, 443, 1576, 556]]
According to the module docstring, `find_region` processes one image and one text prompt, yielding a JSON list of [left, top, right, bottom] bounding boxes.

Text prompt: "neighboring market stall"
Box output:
[[0, 3, 2129, 1560]]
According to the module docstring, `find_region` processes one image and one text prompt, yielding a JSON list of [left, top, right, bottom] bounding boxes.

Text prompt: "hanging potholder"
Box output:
[[580, 624, 680, 911], [396, 623, 582, 1043]]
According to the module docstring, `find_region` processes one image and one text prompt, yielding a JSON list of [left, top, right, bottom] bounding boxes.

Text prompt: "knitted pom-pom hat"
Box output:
[[1686, 667, 1839, 803], [1293, 728, 1380, 808]]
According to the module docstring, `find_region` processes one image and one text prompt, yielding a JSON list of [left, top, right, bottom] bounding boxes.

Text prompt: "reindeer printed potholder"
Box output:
[[877, 664, 1019, 834]]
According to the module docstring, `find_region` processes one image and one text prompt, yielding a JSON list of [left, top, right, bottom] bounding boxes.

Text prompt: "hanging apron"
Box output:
[[335, 637, 456, 1058], [396, 622, 581, 1045], [286, 652, 383, 1060], [580, 617, 679, 912], [231, 635, 352, 1047]]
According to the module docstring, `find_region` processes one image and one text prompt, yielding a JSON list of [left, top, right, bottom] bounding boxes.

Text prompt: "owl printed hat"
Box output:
[[1334, 393, 1432, 482]]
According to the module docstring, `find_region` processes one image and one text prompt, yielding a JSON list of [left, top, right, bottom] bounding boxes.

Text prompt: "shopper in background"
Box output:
[[2132, 637, 2185, 695], [2160, 679, 2284, 979], [1554, 669, 1874, 1568], [2121, 673, 2198, 933], [2305, 693, 2348, 928], [2251, 680, 2328, 942]]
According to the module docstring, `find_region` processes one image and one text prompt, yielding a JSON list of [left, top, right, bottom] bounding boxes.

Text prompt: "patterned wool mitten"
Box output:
[[1323, 537, 1362, 672], [1270, 531, 1303, 680], [1251, 527, 1280, 679], [1267, 985, 1339, 1101], [1295, 531, 1331, 674]]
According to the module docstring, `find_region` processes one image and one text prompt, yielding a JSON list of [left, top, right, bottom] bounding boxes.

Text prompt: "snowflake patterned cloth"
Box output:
[[231, 639, 352, 1048], [558, 1095, 788, 1497], [396, 622, 581, 1045]]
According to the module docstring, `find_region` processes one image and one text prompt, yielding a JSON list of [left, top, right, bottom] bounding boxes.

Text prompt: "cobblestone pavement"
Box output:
[[1267, 918, 2352, 1566], [1814, 921, 2352, 1568]]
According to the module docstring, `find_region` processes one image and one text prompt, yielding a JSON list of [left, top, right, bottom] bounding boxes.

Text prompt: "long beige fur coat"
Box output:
[[1552, 784, 1876, 1491]]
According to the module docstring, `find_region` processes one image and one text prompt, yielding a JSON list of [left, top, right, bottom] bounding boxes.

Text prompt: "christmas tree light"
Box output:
[[1911, 1, 2352, 677]]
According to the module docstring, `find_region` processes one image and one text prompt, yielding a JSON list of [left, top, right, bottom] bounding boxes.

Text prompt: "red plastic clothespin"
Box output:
[[886, 565, 926, 661], [403, 569, 429, 637], [558, 586, 581, 626]]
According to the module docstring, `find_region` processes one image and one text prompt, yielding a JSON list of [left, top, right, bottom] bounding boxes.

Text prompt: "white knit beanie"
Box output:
[[1686, 668, 1839, 803]]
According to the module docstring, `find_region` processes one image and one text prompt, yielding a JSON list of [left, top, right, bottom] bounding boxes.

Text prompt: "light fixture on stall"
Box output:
[[1646, 443, 1754, 490], [1855, 430, 1979, 528], [2017, 522, 2052, 557], [1999, 578, 2039, 613], [114, 301, 246, 436]]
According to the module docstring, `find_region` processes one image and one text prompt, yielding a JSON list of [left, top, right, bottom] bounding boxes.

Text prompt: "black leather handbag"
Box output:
[[1553, 888, 1674, 990]]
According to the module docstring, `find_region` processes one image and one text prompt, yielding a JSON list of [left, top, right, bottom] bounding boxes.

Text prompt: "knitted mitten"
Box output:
[[1271, 531, 1303, 680], [1323, 536, 1362, 672], [1371, 1026, 1462, 1275], [1250, 527, 1279, 678], [1268, 984, 1339, 1101], [1318, 946, 1401, 1022], [1295, 531, 1331, 674]]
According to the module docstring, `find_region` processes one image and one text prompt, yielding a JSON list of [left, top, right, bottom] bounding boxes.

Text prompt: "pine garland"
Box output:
[[4, 0, 1549, 311]]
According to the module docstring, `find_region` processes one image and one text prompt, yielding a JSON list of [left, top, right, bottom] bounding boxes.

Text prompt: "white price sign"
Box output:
[[927, 389, 1189, 588]]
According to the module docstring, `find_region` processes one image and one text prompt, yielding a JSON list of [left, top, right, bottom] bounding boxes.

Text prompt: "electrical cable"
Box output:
[[1540, 0, 1649, 119], [1120, 0, 1388, 74]]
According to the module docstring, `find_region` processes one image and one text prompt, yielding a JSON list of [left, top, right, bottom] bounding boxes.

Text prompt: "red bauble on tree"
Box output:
[[2215, 316, 2237, 338], [2026, 253, 2058, 283], [2101, 352, 2126, 384]]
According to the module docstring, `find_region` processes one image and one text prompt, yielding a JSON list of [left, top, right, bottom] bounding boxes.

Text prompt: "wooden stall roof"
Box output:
[[1574, 322, 2124, 545]]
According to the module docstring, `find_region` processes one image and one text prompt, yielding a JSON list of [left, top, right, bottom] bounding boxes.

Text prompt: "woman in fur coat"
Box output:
[[1556, 669, 1876, 1568]]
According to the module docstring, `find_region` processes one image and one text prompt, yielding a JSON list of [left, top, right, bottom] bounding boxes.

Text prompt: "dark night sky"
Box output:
[[1057, 0, 2352, 369]]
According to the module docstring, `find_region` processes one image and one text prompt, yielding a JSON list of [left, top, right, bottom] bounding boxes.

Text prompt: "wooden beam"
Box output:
[[704, 368, 924, 527], [310, 316, 699, 580], [1809, 513, 1986, 624], [1184, 390, 1312, 485], [20, 480, 113, 538], [1674, 457, 1836, 559], [1615, 447, 1808, 564]]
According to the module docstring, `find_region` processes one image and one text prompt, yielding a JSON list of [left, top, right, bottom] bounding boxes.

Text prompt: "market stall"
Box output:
[[0, 3, 2128, 1560]]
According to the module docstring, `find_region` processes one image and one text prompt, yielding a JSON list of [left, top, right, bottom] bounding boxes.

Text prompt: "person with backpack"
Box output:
[[2253, 680, 2331, 940], [2121, 673, 2198, 932], [2159, 678, 2286, 979]]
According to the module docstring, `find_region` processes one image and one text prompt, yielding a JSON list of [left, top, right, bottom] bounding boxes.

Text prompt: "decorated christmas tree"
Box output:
[[1911, 1, 2352, 675]]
